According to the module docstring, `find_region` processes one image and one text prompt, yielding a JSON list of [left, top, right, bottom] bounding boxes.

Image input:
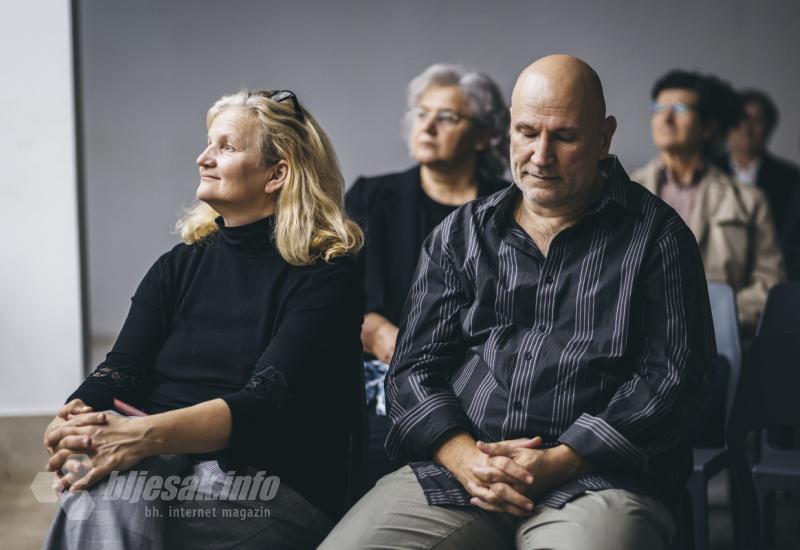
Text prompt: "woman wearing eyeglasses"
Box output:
[[345, 64, 510, 484], [43, 89, 364, 549]]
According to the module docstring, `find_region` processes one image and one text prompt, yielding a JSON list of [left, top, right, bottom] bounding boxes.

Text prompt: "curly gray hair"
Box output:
[[404, 64, 510, 180]]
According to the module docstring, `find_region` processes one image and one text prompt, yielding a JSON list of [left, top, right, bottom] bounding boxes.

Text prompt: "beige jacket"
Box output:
[[632, 158, 784, 332]]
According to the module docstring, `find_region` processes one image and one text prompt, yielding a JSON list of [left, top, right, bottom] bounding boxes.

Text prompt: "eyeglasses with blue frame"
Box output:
[[650, 101, 697, 116]]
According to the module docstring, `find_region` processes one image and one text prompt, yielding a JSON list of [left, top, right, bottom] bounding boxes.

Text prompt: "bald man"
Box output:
[[320, 55, 715, 550]]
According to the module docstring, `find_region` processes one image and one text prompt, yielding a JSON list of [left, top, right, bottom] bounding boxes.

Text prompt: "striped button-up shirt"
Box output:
[[385, 156, 717, 508]]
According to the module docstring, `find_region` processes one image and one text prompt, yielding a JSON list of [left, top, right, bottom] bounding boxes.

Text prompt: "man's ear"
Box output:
[[265, 160, 289, 194], [599, 115, 617, 158]]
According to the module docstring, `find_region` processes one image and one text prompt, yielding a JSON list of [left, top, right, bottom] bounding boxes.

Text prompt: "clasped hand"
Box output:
[[42, 399, 147, 493], [459, 436, 587, 517]]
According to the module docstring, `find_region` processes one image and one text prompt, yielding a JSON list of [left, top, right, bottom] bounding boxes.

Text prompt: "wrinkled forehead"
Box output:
[[511, 73, 593, 126]]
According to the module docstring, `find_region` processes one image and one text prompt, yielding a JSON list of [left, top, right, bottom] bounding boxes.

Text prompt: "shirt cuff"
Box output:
[[558, 412, 648, 472], [385, 393, 472, 462]]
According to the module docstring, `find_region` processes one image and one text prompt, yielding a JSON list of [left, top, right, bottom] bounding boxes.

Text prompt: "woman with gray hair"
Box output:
[[345, 63, 510, 485]]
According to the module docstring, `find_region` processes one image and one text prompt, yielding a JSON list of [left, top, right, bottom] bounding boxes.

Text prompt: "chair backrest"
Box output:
[[725, 331, 800, 548], [754, 282, 800, 451], [345, 358, 370, 510], [756, 281, 800, 335], [707, 282, 742, 427]]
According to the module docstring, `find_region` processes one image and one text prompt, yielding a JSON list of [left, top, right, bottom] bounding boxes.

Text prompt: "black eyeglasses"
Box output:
[[256, 89, 304, 123]]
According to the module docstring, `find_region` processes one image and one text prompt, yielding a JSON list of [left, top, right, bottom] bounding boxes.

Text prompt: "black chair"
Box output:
[[755, 282, 800, 334], [755, 282, 800, 452], [726, 331, 800, 549], [750, 282, 800, 546], [688, 282, 742, 550]]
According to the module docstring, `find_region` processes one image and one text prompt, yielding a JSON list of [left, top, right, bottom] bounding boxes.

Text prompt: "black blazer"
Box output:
[[346, 165, 510, 326], [722, 152, 800, 230]]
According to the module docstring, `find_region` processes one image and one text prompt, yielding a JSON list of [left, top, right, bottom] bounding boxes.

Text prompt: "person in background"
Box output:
[[632, 70, 784, 335], [345, 64, 510, 484], [42, 89, 364, 549], [347, 63, 510, 364], [724, 89, 800, 230], [723, 89, 800, 279]]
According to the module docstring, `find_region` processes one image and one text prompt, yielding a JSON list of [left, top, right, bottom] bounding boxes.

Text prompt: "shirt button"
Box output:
[[538, 325, 546, 333], [545, 275, 554, 284], [513, 401, 523, 411], [523, 351, 532, 360]]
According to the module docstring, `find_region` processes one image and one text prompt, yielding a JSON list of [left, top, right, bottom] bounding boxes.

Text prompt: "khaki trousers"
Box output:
[[320, 466, 675, 550]]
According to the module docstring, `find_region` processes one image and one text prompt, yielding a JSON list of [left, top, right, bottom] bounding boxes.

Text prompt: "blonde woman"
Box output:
[[43, 89, 364, 549]]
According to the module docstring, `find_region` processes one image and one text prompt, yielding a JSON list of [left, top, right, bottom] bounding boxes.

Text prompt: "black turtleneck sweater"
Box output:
[[69, 216, 364, 519]]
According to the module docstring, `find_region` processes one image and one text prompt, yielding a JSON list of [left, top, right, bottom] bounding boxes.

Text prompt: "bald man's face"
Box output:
[[510, 73, 615, 212]]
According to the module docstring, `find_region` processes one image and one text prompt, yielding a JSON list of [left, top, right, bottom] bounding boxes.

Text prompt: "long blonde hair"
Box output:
[[177, 89, 363, 265]]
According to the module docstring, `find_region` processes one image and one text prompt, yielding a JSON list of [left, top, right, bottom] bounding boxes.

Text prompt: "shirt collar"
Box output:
[[489, 155, 640, 232], [656, 159, 707, 189]]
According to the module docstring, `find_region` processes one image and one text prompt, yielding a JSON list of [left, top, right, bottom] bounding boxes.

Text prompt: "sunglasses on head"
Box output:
[[256, 89, 304, 123]]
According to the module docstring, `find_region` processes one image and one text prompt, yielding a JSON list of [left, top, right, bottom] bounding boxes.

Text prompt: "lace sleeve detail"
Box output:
[[85, 365, 143, 391], [244, 365, 291, 409]]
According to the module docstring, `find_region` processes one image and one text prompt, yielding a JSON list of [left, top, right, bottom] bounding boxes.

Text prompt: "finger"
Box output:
[[489, 456, 534, 484], [62, 455, 92, 475], [471, 462, 528, 485], [488, 482, 534, 511], [472, 460, 533, 486], [61, 471, 82, 489], [66, 412, 106, 427], [518, 436, 543, 449], [58, 399, 88, 419], [470, 465, 510, 484], [71, 464, 109, 492], [56, 435, 93, 453], [58, 399, 81, 417], [477, 438, 541, 456], [45, 427, 85, 448], [476, 440, 514, 456], [52, 473, 68, 494], [467, 481, 533, 511], [47, 448, 75, 472]]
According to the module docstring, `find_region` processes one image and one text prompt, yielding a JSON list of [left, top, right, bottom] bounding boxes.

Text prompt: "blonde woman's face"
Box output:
[[196, 108, 273, 212]]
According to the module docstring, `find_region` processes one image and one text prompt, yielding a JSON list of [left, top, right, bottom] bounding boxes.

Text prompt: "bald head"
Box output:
[[512, 55, 606, 122], [508, 55, 616, 215]]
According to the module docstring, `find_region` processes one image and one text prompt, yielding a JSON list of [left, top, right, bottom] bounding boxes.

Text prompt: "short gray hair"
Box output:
[[404, 64, 509, 180]]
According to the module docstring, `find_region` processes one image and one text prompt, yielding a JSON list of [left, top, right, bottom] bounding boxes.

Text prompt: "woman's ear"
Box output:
[[264, 160, 289, 194]]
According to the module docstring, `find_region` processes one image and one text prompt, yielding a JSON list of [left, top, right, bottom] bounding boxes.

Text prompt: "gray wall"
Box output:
[[80, 0, 800, 340]]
